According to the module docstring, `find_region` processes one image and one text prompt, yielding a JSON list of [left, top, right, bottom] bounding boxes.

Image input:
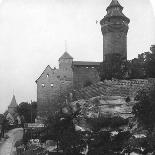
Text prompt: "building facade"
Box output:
[[36, 52, 100, 116]]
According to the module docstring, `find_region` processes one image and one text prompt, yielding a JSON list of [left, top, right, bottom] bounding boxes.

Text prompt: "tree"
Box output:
[[0, 114, 9, 138], [100, 53, 129, 80], [133, 86, 155, 131], [40, 106, 86, 154], [17, 101, 37, 123], [145, 52, 155, 78]]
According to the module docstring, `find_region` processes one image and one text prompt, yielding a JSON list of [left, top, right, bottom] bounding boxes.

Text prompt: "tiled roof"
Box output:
[[59, 52, 73, 60], [73, 61, 100, 66], [8, 95, 18, 108]]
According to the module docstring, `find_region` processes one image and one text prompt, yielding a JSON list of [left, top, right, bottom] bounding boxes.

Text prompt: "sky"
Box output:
[[0, 0, 155, 113]]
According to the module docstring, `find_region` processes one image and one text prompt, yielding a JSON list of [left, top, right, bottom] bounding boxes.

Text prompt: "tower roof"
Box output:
[[101, 0, 130, 24], [8, 95, 18, 108], [107, 0, 123, 11], [59, 52, 73, 60]]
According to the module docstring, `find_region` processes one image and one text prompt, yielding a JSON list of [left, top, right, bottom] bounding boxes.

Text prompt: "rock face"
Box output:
[[71, 95, 134, 131]]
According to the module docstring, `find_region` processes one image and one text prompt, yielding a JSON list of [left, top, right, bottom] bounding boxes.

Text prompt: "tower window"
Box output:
[[51, 83, 54, 87], [42, 84, 45, 87]]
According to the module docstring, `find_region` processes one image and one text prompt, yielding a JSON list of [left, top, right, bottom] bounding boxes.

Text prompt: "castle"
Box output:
[[36, 0, 130, 116]]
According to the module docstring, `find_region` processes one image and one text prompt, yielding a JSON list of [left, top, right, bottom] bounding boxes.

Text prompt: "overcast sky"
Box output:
[[0, 0, 155, 113]]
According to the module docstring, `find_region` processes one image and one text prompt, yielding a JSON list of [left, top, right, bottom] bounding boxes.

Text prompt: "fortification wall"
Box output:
[[104, 78, 155, 98], [73, 66, 100, 90]]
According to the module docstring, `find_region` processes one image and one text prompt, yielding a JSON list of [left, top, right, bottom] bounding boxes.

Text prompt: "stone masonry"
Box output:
[[36, 52, 100, 116], [100, 0, 130, 61]]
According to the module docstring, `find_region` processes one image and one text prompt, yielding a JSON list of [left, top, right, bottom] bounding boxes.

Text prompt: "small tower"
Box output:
[[8, 95, 18, 114], [100, 0, 130, 61], [59, 52, 73, 71]]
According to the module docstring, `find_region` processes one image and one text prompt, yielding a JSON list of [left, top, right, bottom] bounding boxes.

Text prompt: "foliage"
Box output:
[[0, 114, 9, 137], [100, 53, 129, 80], [145, 52, 155, 77], [40, 107, 86, 154], [100, 50, 155, 80], [133, 86, 155, 130], [17, 101, 37, 123]]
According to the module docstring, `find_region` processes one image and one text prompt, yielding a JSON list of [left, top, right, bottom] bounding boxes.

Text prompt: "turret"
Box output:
[[59, 52, 73, 71], [100, 0, 130, 61]]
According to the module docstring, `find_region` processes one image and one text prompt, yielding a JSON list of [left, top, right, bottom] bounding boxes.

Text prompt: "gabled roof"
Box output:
[[59, 52, 73, 60], [35, 65, 54, 83], [73, 61, 100, 66], [8, 95, 18, 108]]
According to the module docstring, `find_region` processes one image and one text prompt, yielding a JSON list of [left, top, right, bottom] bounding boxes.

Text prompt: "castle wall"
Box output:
[[73, 66, 100, 90]]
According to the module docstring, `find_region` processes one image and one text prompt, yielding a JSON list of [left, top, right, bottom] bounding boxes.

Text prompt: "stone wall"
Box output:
[[104, 79, 150, 86], [71, 79, 155, 101], [73, 66, 100, 90], [36, 66, 73, 116]]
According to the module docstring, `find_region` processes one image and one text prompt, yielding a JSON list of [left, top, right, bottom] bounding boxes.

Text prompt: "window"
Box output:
[[42, 84, 45, 87], [51, 83, 54, 87], [57, 75, 60, 79], [46, 74, 49, 78]]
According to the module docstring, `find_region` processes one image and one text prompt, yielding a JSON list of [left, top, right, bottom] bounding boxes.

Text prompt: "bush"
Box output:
[[133, 86, 155, 130]]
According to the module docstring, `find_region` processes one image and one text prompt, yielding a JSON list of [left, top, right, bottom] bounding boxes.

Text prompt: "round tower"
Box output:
[[100, 0, 130, 61]]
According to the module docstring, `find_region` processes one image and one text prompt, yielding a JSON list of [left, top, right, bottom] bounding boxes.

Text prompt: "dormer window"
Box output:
[[42, 84, 45, 87], [46, 74, 49, 78]]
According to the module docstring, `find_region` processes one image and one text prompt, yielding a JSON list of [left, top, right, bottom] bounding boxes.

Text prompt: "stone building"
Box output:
[[36, 52, 100, 116], [100, 0, 130, 61], [36, 0, 130, 116]]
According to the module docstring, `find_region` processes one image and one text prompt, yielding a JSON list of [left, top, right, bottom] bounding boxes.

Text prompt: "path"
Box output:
[[0, 128, 23, 155]]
